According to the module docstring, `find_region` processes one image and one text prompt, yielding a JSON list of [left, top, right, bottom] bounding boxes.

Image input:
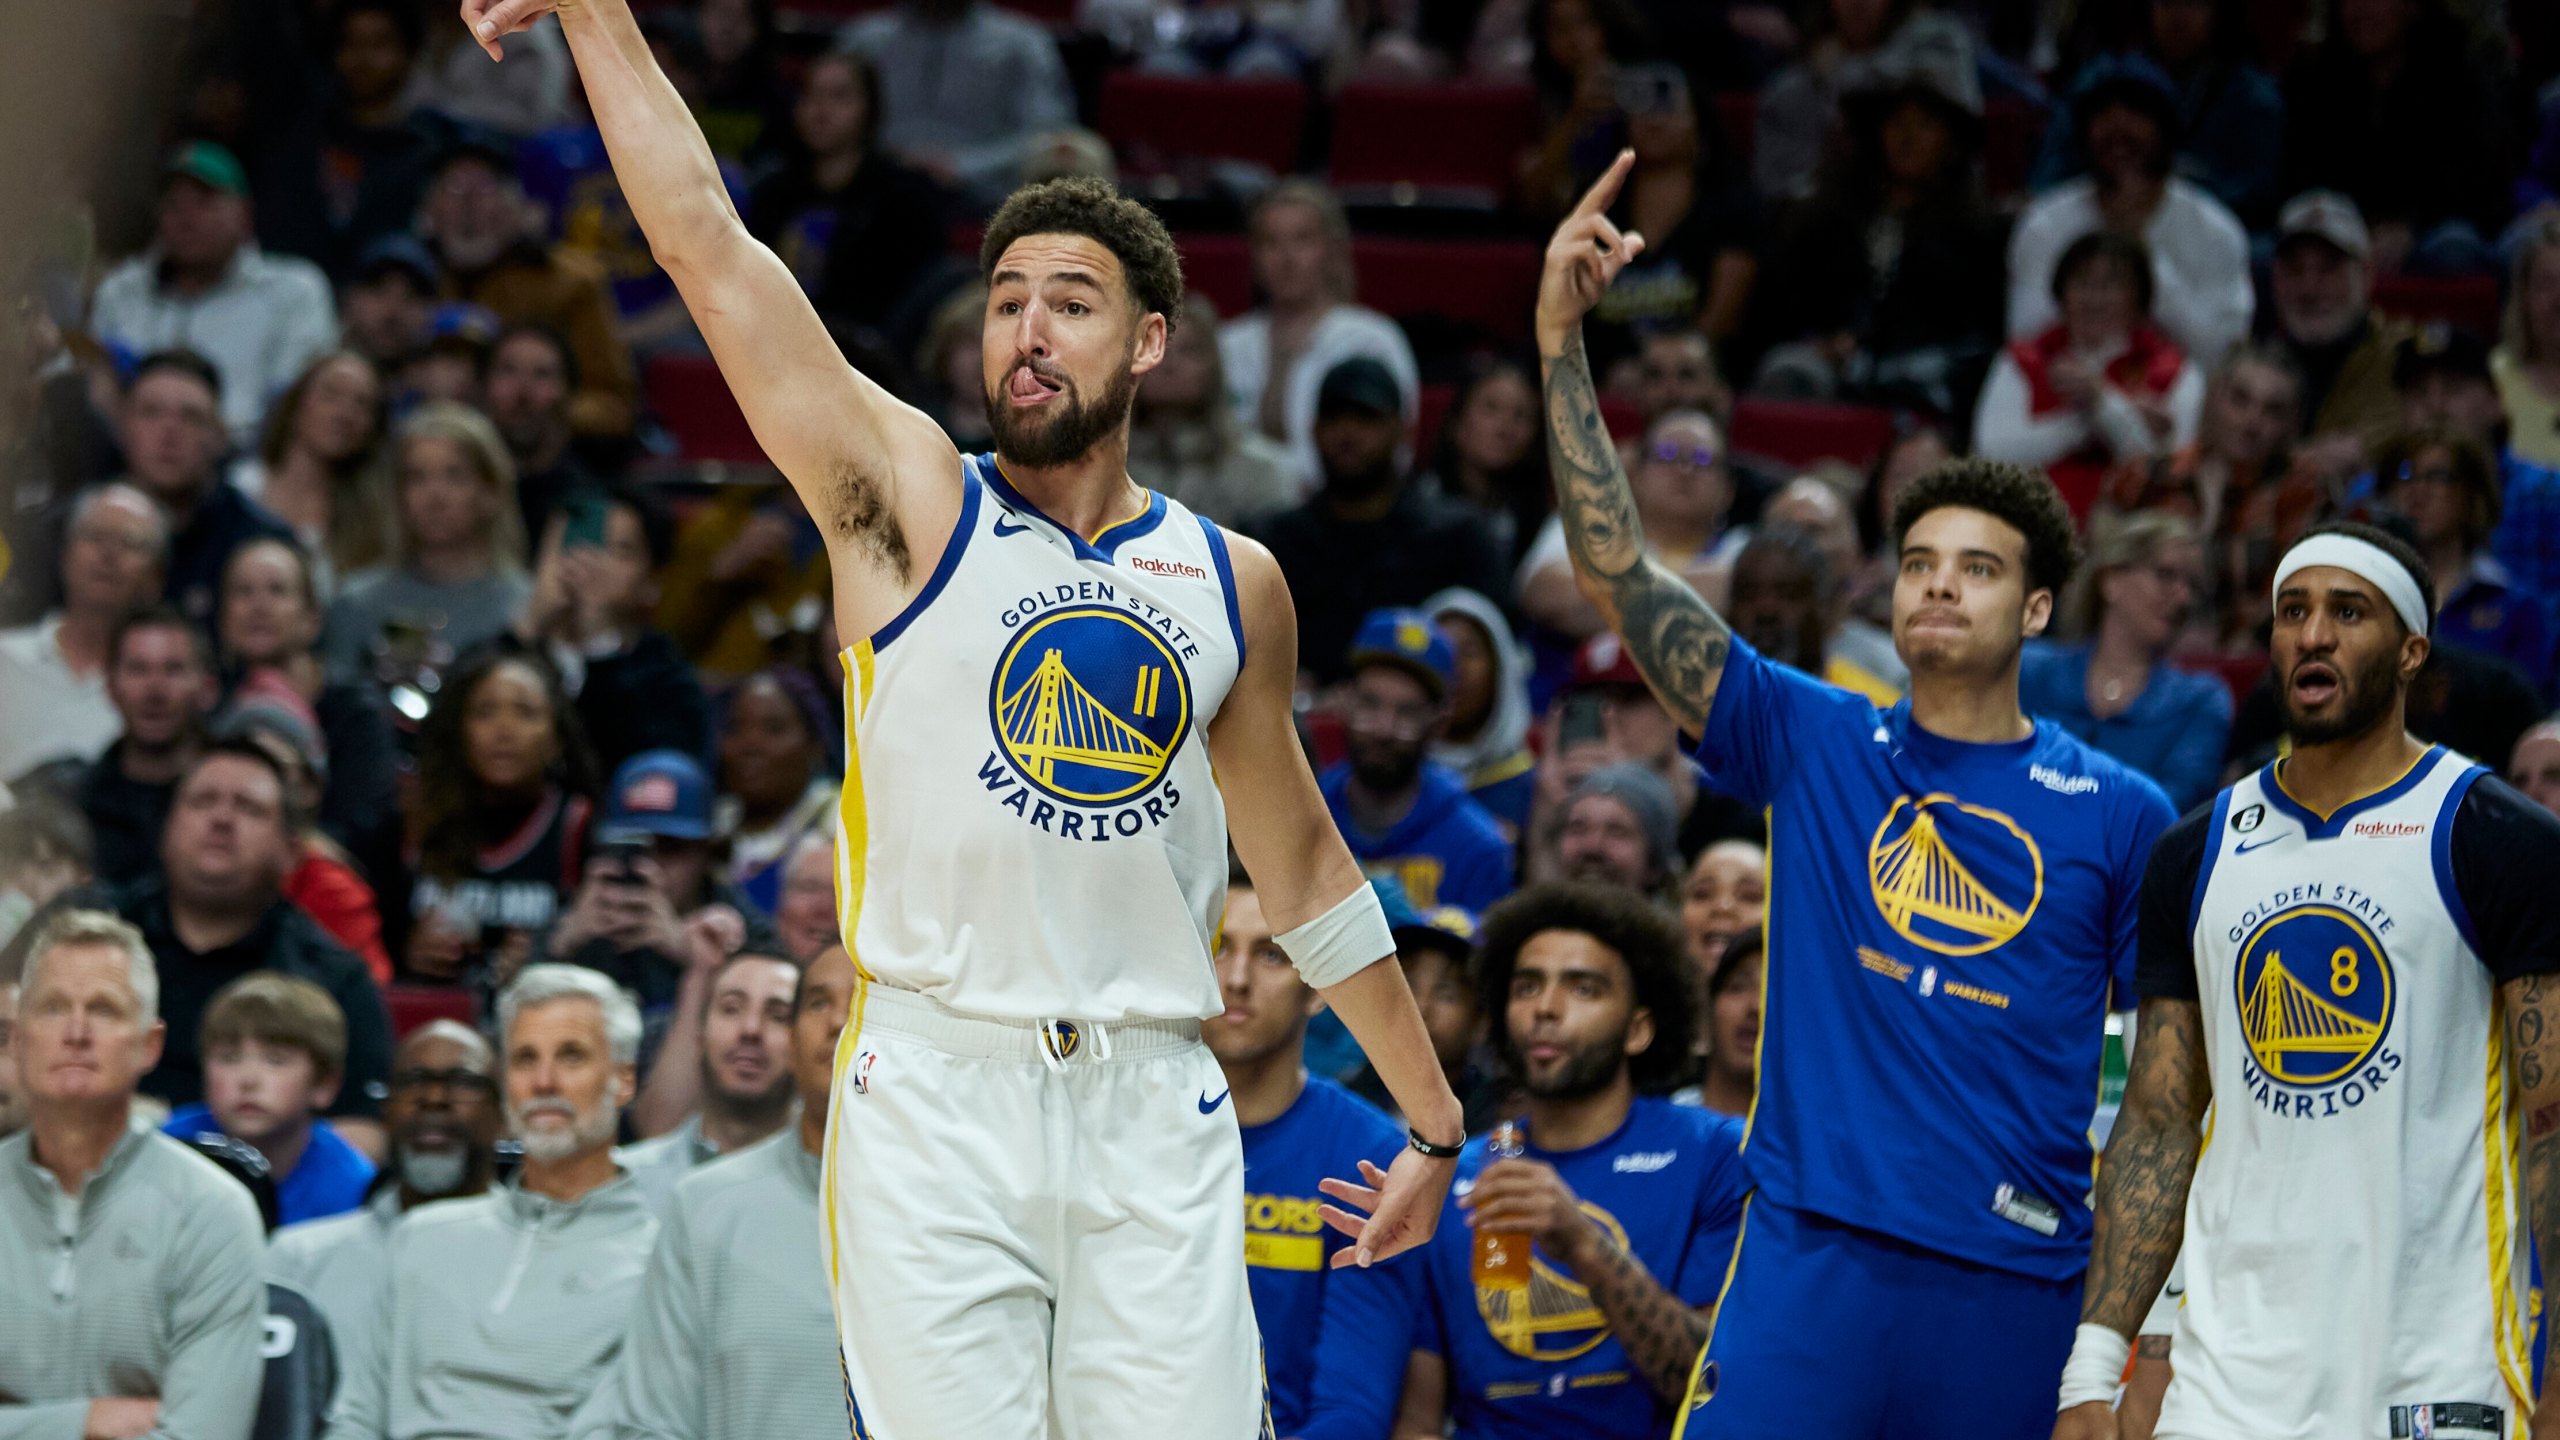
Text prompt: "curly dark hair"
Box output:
[[412, 647, 600, 881], [979, 178, 1185, 332], [1475, 882, 1698, 1096], [2292, 518, 2438, 635], [1890, 457, 2080, 597]]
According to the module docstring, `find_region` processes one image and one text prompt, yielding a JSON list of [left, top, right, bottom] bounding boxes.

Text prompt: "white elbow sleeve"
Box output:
[[1276, 884, 1397, 991]]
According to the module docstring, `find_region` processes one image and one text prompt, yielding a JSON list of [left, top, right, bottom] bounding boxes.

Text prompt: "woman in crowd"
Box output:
[[1681, 836, 1765, 973], [1126, 293, 1298, 526], [1419, 360, 1547, 562], [1974, 231, 2203, 520], [218, 537, 405, 887], [1680, 933, 1763, 1119], [2373, 423, 2556, 696], [216, 679, 395, 987], [1517, 0, 1656, 220], [717, 668, 839, 916], [1426, 588, 1538, 834], [322, 403, 533, 687], [1751, 0, 1978, 202], [233, 351, 395, 596], [405, 648, 599, 986], [2492, 219, 2560, 470], [1747, 63, 2007, 420], [1218, 181, 1420, 488], [2019, 510, 2231, 810], [1575, 62, 1758, 368], [744, 48, 949, 344]]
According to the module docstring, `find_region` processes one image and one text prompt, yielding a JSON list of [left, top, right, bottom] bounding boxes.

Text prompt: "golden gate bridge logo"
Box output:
[[1865, 794, 2044, 956], [990, 607, 1191, 806], [1475, 1202, 1632, 1362], [2234, 905, 2392, 1087]]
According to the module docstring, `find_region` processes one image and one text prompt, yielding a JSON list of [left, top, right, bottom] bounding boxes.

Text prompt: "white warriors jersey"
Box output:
[[2161, 748, 2531, 1440], [832, 454, 1245, 1023]]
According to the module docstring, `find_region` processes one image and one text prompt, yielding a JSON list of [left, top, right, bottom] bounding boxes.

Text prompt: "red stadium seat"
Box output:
[[1098, 73, 1308, 178], [1327, 83, 1540, 205], [384, 985, 477, 1041], [647, 353, 765, 466], [1727, 398, 1898, 471], [2372, 275, 2503, 341], [1175, 232, 1257, 316], [1352, 238, 1544, 344]]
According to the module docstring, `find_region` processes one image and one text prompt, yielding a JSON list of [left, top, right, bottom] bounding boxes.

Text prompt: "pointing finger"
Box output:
[[1566, 149, 1638, 223]]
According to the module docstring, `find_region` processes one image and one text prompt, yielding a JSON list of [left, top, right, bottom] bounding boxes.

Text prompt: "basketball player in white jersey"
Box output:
[[459, 4, 1467, 1436], [2057, 520, 2560, 1440]]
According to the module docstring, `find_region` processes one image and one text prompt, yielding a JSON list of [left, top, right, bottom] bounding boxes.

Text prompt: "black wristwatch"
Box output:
[[1407, 1127, 1464, 1159]]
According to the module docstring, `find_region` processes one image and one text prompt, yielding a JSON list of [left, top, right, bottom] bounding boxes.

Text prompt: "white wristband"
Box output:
[[1276, 884, 1397, 991], [2056, 1323, 2131, 1411]]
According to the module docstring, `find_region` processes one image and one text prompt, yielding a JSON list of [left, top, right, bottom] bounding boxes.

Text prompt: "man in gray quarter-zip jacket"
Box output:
[[579, 946, 857, 1440], [327, 967, 657, 1440], [269, 1022, 503, 1385], [0, 909, 266, 1440]]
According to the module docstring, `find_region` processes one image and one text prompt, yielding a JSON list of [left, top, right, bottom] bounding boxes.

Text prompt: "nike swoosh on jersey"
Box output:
[[2234, 835, 2289, 853], [1198, 1088, 1229, 1114], [992, 516, 1033, 537]]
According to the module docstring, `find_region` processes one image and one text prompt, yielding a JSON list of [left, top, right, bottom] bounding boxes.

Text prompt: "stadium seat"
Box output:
[[1098, 73, 1308, 179], [1352, 238, 1544, 345], [384, 985, 477, 1040], [1327, 83, 1540, 206], [2372, 274, 2502, 341], [1727, 398, 1898, 471], [1175, 232, 1257, 316], [647, 353, 765, 466]]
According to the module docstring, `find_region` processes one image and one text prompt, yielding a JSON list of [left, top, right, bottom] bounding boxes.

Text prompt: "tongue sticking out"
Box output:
[[1009, 367, 1063, 403]]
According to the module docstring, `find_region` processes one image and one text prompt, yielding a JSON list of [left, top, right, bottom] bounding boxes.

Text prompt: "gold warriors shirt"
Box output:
[[834, 455, 1246, 1022], [1691, 635, 2174, 1278]]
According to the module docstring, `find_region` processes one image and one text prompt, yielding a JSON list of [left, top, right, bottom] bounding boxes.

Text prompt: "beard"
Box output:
[[509, 1093, 620, 1164], [701, 1050, 796, 1126], [1347, 739, 1424, 794], [2278, 643, 2403, 746], [1512, 1027, 1629, 1102], [1562, 851, 1647, 893], [396, 1146, 471, 1197], [985, 357, 1139, 468]]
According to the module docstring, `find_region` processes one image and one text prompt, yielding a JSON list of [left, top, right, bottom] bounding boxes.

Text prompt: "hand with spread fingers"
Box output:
[[1534, 149, 1648, 354], [1317, 1148, 1457, 1270]]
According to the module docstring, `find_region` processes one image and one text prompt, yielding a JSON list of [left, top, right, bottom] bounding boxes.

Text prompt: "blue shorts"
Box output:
[[1672, 1196, 2082, 1440]]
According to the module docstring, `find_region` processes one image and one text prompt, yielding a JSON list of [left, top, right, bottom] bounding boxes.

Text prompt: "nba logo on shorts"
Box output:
[[852, 1049, 877, 1095]]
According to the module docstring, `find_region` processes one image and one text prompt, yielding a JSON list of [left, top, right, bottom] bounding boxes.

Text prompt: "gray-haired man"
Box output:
[[329, 965, 658, 1440], [0, 909, 266, 1440]]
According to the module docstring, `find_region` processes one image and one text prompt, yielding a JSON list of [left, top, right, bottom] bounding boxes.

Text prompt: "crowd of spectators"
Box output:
[[2, 0, 2559, 1435]]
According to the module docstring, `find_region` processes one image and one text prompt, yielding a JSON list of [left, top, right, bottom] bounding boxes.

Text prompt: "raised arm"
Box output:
[[2055, 996, 2211, 1438], [462, 0, 957, 587], [2502, 973, 2560, 1418], [1533, 152, 1731, 736]]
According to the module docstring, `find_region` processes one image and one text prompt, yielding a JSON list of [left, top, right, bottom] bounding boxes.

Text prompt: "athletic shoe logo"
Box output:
[[1198, 1088, 1229, 1115], [993, 514, 1033, 537]]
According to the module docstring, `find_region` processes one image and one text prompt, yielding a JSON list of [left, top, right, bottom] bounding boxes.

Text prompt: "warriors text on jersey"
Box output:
[[834, 454, 1247, 1021], [2138, 751, 2560, 1440]]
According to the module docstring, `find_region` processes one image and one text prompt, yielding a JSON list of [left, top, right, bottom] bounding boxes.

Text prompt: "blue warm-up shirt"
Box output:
[[1242, 1076, 1404, 1434], [1694, 635, 2172, 1279], [164, 1103, 377, 1226], [1321, 761, 1516, 912], [1301, 1098, 1747, 1440]]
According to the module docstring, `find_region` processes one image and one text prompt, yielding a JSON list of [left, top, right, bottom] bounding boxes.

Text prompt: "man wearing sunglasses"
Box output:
[[268, 1020, 504, 1378]]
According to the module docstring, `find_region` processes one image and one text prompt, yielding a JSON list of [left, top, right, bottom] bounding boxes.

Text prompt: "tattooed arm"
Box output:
[[1535, 152, 1733, 736], [1461, 1157, 1706, 1402], [2078, 996, 2211, 1339], [2502, 974, 2560, 1416]]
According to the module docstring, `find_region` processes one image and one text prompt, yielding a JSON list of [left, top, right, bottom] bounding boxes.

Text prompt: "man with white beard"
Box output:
[[268, 1020, 503, 1373], [328, 966, 659, 1440]]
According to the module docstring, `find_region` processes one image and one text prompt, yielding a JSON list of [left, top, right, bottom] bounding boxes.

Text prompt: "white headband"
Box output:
[[2271, 534, 2430, 638]]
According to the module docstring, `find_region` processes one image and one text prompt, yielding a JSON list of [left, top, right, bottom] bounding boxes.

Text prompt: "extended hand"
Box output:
[[463, 0, 566, 59], [2052, 1402, 2118, 1440], [1534, 150, 1646, 352], [1316, 1149, 1457, 1268]]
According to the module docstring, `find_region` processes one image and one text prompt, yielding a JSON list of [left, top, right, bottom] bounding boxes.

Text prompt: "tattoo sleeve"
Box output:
[[2504, 974, 2560, 1392], [1540, 330, 1731, 735], [2081, 997, 2212, 1335], [1567, 1228, 1711, 1404]]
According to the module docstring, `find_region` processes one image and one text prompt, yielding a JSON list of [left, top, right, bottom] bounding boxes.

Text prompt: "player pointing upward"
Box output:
[[1535, 153, 2175, 1436], [2058, 523, 2560, 1440], [460, 2, 1463, 1434]]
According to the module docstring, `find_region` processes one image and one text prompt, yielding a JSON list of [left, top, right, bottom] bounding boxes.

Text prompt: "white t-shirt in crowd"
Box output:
[[0, 615, 121, 782]]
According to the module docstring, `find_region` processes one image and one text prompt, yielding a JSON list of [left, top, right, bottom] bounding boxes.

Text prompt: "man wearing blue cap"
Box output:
[[1322, 608, 1516, 913], [90, 141, 339, 444], [342, 235, 443, 377]]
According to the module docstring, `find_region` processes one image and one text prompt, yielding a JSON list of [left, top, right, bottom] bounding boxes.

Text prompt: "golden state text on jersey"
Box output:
[[980, 588, 1199, 841], [2228, 895, 2401, 1117]]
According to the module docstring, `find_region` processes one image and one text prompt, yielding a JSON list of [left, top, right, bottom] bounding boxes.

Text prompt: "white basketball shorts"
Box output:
[[820, 979, 1271, 1440]]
